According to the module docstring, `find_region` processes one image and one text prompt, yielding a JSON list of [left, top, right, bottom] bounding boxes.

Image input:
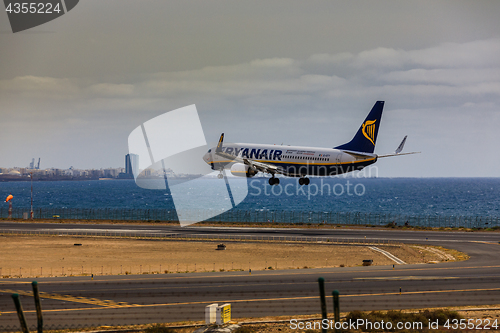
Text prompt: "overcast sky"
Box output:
[[1, 0, 500, 177]]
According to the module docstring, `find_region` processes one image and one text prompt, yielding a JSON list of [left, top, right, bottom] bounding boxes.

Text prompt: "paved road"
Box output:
[[2, 221, 500, 243], [1, 222, 500, 330]]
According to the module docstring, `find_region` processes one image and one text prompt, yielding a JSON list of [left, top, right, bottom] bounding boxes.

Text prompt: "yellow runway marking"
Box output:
[[471, 241, 500, 245], [0, 289, 138, 308], [2, 287, 500, 316], [354, 276, 460, 281]]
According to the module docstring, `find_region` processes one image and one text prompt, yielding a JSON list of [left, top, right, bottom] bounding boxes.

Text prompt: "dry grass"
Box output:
[[0, 235, 455, 278]]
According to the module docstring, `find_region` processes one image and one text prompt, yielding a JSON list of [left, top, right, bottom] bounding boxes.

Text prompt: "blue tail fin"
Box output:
[[334, 101, 384, 153]]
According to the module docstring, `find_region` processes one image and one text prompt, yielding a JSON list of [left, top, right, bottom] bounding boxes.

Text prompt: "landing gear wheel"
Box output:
[[217, 173, 223, 179], [269, 177, 279, 186], [299, 177, 310, 185]]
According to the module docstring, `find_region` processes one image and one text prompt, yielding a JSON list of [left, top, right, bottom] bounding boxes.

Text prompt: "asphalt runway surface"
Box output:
[[1, 222, 500, 330]]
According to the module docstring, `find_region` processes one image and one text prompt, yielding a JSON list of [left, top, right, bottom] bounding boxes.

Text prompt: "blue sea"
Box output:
[[1, 178, 499, 221]]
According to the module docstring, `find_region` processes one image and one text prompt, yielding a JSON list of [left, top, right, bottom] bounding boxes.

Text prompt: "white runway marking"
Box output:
[[369, 246, 406, 264]]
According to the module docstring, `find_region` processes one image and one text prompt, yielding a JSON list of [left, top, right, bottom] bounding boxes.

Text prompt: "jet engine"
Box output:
[[230, 163, 258, 178]]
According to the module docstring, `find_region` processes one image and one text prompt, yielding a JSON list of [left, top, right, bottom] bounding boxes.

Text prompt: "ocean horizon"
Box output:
[[1, 177, 499, 220]]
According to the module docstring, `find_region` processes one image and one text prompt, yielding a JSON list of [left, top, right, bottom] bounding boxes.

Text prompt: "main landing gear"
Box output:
[[217, 169, 224, 179], [269, 176, 280, 186], [298, 177, 310, 186]]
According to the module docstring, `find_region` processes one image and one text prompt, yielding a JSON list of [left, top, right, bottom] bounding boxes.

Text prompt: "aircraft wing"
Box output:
[[215, 150, 285, 175], [243, 159, 283, 175]]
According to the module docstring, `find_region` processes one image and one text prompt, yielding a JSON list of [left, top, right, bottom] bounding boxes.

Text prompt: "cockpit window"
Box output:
[[208, 149, 211, 153]]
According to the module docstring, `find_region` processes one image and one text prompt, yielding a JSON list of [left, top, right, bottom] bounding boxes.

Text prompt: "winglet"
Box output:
[[395, 135, 407, 154], [216, 133, 224, 153], [378, 136, 420, 158]]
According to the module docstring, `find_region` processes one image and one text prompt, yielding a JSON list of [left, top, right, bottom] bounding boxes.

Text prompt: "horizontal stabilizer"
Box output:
[[341, 150, 377, 159], [378, 151, 420, 158]]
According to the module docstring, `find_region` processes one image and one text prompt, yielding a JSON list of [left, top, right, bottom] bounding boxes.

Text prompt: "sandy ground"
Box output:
[[0, 235, 456, 278]]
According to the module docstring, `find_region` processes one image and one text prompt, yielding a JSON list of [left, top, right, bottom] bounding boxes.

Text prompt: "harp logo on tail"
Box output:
[[362, 119, 377, 145]]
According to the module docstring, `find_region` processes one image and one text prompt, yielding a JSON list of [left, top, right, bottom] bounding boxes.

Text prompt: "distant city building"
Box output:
[[28, 158, 40, 169], [90, 170, 101, 178], [0, 159, 184, 181], [125, 154, 139, 176], [103, 168, 120, 178]]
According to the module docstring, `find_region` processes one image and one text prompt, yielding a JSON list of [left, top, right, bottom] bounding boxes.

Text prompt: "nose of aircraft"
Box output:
[[203, 152, 212, 164]]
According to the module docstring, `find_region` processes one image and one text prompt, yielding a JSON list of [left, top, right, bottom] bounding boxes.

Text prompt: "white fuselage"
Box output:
[[203, 143, 377, 177]]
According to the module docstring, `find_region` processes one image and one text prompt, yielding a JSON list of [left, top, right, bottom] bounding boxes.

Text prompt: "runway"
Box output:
[[1, 222, 500, 330], [2, 221, 500, 244]]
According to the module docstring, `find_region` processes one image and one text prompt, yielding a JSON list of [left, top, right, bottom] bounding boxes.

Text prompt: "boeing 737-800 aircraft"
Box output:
[[203, 101, 418, 185]]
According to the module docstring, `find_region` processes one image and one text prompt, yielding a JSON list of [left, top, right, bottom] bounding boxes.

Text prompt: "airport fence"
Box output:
[[1, 276, 500, 332], [0, 207, 499, 228]]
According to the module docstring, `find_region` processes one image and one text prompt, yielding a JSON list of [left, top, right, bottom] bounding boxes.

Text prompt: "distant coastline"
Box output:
[[0, 174, 203, 182], [0, 175, 104, 182]]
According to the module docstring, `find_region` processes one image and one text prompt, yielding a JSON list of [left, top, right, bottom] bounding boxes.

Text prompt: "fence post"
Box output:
[[11, 294, 29, 333], [318, 277, 327, 333], [332, 290, 340, 333], [32, 281, 43, 333]]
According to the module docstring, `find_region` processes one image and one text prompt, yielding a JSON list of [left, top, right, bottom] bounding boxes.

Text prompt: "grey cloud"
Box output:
[[2, 39, 500, 108], [0, 76, 79, 97], [1, 39, 500, 175], [380, 68, 500, 86], [88, 83, 135, 97]]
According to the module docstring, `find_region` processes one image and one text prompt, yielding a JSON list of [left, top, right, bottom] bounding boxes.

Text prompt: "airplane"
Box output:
[[202, 101, 419, 185]]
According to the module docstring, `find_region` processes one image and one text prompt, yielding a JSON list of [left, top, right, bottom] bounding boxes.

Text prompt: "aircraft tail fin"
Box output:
[[334, 101, 384, 154]]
